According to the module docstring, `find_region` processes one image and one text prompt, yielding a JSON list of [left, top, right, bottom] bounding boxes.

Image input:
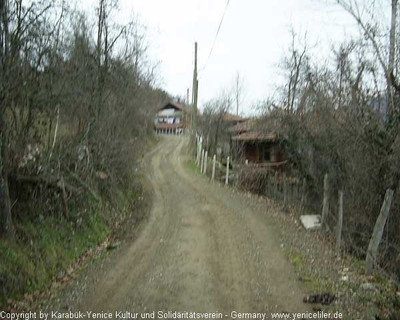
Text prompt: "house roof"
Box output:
[[232, 131, 277, 142], [222, 112, 247, 122], [228, 121, 249, 133], [227, 118, 262, 134], [160, 101, 192, 114], [155, 123, 184, 130]]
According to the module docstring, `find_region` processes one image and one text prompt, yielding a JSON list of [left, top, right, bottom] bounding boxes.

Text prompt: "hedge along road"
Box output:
[[69, 136, 311, 318]]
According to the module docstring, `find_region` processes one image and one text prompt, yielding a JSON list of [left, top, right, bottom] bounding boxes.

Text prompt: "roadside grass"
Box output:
[[0, 170, 149, 305], [0, 203, 109, 306], [0, 148, 154, 309], [283, 241, 400, 318], [150, 134, 162, 145], [286, 248, 331, 292], [187, 159, 201, 175], [287, 249, 304, 268]]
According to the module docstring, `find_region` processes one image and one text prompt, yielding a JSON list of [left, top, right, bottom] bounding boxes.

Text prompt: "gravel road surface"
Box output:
[[47, 136, 312, 319]]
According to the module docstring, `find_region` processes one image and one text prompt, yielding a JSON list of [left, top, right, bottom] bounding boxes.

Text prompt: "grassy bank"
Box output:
[[0, 133, 158, 308], [0, 201, 109, 307]]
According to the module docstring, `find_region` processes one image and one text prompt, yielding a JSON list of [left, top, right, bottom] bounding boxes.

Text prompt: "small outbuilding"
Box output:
[[232, 130, 286, 170]]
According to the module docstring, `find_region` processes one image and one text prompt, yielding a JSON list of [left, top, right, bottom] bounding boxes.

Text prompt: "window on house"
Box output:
[[258, 144, 276, 162]]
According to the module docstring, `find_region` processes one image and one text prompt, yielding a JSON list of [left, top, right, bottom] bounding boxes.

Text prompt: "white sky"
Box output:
[[80, 0, 369, 115]]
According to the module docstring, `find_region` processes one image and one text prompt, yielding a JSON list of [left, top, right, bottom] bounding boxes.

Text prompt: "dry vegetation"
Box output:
[[259, 0, 400, 285], [0, 0, 169, 305]]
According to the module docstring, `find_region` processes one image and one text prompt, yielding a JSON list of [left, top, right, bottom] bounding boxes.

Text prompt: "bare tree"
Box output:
[[337, 0, 398, 117], [0, 0, 13, 239], [0, 0, 165, 241], [281, 29, 310, 113], [200, 92, 232, 156], [0, 0, 52, 239], [259, 5, 400, 283]]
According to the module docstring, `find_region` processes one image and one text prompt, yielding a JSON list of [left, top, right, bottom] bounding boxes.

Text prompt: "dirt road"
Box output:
[[62, 136, 312, 318]]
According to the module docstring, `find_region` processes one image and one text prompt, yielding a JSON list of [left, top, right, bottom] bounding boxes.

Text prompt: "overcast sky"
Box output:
[[80, 0, 369, 115]]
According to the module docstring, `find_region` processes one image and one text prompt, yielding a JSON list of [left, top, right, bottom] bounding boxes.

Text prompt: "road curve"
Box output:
[[72, 136, 311, 318]]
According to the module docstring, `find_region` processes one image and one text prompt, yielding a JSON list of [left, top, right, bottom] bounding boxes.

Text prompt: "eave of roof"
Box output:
[[232, 131, 277, 141], [159, 101, 192, 114]]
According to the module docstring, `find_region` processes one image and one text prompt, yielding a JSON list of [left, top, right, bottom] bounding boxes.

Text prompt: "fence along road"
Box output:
[[68, 136, 312, 317]]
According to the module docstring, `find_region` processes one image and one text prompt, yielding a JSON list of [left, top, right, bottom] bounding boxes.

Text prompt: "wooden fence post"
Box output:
[[197, 138, 202, 166], [365, 189, 394, 275], [225, 156, 230, 185], [274, 171, 278, 198], [336, 191, 344, 255], [283, 172, 288, 210], [196, 137, 200, 165], [200, 150, 204, 173], [321, 173, 329, 230], [203, 151, 208, 175], [212, 155, 216, 181]]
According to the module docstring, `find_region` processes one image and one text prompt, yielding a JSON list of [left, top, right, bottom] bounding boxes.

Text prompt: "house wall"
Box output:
[[154, 103, 192, 135], [155, 108, 183, 125], [243, 144, 259, 162], [274, 146, 284, 163], [158, 109, 183, 117], [158, 109, 175, 117], [242, 141, 283, 164]]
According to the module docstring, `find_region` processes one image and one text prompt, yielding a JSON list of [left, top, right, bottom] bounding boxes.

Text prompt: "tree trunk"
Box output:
[[0, 0, 13, 240], [338, 0, 398, 116], [387, 0, 398, 117], [0, 130, 14, 240]]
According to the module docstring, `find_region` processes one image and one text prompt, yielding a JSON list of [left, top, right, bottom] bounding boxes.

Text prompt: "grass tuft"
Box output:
[[0, 204, 109, 307], [187, 159, 201, 174]]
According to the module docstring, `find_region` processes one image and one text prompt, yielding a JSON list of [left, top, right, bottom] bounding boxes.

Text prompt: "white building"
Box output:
[[154, 102, 190, 134]]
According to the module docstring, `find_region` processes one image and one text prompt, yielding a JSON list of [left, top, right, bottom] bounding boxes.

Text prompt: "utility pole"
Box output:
[[236, 76, 239, 116], [192, 42, 198, 131], [187, 88, 190, 105]]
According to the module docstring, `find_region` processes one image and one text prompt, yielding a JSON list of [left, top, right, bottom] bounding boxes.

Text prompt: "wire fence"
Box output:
[[194, 134, 400, 284]]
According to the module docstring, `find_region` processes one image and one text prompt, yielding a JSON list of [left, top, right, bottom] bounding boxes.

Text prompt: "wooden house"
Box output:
[[231, 123, 286, 170]]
